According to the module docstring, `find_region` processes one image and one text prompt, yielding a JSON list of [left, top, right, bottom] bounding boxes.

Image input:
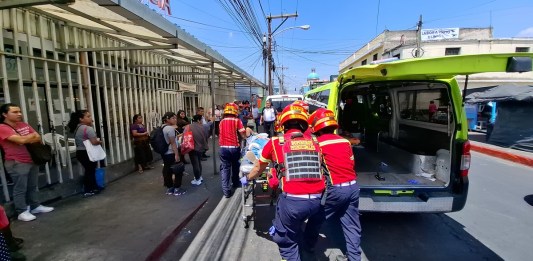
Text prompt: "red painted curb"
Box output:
[[145, 198, 209, 261], [471, 143, 533, 168]]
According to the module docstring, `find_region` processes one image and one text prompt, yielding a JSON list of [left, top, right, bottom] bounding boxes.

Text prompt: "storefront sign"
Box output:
[[421, 28, 459, 41], [179, 81, 196, 92], [140, 0, 171, 15]]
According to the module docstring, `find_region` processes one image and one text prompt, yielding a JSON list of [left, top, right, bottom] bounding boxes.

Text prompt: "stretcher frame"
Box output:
[[240, 167, 277, 229]]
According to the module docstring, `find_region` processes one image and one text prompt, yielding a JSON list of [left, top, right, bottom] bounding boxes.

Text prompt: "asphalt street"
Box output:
[[347, 151, 533, 261], [184, 151, 533, 261]]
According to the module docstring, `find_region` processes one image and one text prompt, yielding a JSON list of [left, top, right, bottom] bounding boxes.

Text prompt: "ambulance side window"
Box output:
[[398, 89, 451, 125]]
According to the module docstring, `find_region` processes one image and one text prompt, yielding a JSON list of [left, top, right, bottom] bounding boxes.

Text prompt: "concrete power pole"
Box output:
[[279, 66, 288, 94], [416, 15, 423, 58], [267, 13, 298, 95]]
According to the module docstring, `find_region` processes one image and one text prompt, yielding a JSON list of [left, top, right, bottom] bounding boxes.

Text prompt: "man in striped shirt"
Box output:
[[218, 103, 246, 198]]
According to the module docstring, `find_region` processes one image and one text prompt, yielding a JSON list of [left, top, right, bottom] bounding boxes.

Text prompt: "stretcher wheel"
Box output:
[[243, 216, 250, 229]]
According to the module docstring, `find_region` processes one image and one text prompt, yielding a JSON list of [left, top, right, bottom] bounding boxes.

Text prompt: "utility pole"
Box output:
[[278, 66, 288, 94], [416, 15, 423, 58], [263, 34, 267, 98], [267, 13, 298, 95]]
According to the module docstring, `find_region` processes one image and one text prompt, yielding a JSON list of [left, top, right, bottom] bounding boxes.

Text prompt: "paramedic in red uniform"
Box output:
[[292, 100, 312, 136], [219, 103, 246, 198], [304, 108, 361, 261], [242, 104, 325, 261]]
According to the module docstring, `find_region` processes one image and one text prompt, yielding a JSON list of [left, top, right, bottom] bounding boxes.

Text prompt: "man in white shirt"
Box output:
[[260, 101, 276, 138]]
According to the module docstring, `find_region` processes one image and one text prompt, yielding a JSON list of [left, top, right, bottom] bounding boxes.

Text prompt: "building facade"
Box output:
[[0, 1, 263, 204], [339, 28, 533, 89]]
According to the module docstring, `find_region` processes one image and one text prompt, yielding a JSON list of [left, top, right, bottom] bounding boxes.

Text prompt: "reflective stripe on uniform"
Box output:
[[318, 139, 350, 147], [259, 155, 271, 163]]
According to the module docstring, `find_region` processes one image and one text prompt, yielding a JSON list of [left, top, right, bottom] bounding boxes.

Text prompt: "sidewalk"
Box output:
[[10, 151, 224, 260], [468, 132, 533, 168]]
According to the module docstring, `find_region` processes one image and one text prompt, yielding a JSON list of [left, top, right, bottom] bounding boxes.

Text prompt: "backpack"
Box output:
[[150, 125, 169, 155]]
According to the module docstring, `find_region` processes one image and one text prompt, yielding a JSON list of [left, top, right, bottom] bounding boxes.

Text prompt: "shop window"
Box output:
[[445, 47, 460, 56], [398, 89, 451, 124], [516, 47, 530, 53]]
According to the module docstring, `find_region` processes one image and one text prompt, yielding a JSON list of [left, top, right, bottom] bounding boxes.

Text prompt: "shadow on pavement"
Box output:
[[314, 212, 503, 261]]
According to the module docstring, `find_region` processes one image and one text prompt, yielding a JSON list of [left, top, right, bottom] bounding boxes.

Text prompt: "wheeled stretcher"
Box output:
[[239, 133, 277, 228]]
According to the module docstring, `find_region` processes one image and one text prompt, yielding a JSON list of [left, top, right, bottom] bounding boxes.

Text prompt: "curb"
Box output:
[[145, 198, 209, 261], [470, 142, 533, 168]]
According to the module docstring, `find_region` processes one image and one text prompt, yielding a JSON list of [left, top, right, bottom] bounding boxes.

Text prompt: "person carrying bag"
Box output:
[[68, 110, 104, 198], [0, 103, 54, 222]]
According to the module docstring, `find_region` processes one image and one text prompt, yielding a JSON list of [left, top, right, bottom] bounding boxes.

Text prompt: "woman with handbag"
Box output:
[[0, 103, 55, 222], [188, 115, 208, 185], [130, 114, 154, 173], [68, 110, 102, 198]]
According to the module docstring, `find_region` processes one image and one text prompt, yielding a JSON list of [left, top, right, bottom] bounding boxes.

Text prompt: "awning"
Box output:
[[29, 0, 264, 87]]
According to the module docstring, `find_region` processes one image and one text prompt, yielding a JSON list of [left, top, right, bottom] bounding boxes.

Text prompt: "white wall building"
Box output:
[[339, 28, 533, 89]]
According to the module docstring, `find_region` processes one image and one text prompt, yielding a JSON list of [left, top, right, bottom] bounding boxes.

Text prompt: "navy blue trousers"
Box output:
[[304, 183, 362, 261], [219, 147, 241, 196], [271, 193, 323, 261]]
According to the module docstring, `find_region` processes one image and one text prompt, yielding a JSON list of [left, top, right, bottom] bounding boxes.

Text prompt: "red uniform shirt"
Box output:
[[259, 129, 325, 194], [317, 133, 357, 185], [218, 116, 245, 147], [0, 122, 35, 163]]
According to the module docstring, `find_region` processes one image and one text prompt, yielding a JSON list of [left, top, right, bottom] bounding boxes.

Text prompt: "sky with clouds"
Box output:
[[145, 0, 533, 94]]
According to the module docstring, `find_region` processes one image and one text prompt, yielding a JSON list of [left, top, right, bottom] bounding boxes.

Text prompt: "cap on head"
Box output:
[[308, 108, 338, 133]]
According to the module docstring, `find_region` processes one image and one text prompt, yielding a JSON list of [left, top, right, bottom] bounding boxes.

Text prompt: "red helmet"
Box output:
[[308, 108, 338, 133], [223, 103, 239, 116], [292, 100, 309, 113], [279, 104, 309, 129]]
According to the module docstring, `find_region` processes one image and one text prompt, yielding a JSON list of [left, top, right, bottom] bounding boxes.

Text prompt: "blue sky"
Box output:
[[149, 0, 533, 94]]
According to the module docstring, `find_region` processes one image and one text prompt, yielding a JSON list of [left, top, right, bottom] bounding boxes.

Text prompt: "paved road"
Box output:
[[180, 151, 533, 261], [351, 152, 533, 261]]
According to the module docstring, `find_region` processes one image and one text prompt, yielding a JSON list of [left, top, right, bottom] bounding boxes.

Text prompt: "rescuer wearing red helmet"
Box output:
[[292, 100, 309, 113], [219, 103, 246, 198], [242, 104, 325, 261], [303, 108, 361, 261]]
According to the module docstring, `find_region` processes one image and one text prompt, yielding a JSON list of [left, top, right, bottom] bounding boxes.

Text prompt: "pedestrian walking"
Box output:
[[160, 112, 186, 196], [304, 108, 361, 261], [68, 110, 103, 198], [260, 100, 276, 137], [218, 103, 246, 198], [188, 115, 208, 185], [0, 103, 55, 222], [242, 103, 325, 261], [130, 114, 154, 173]]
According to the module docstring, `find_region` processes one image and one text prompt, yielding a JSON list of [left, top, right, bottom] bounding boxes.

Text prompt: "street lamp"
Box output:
[[272, 25, 310, 37], [267, 24, 310, 95]]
